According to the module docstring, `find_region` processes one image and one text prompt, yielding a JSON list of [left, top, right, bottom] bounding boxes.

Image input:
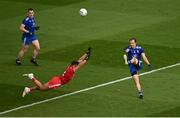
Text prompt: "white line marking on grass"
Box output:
[[0, 63, 180, 115]]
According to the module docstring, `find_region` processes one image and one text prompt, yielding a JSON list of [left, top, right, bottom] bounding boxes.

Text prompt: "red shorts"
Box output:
[[48, 76, 62, 89]]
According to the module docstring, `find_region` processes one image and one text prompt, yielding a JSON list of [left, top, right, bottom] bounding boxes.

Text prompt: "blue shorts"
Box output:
[[22, 35, 37, 45], [128, 60, 143, 76]]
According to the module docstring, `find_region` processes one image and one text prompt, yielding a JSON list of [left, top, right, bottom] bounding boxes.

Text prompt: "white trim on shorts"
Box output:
[[23, 37, 27, 45], [48, 84, 61, 88]]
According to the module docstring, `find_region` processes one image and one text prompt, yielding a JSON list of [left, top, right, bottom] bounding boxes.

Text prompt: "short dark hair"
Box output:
[[71, 60, 79, 66], [129, 37, 137, 43], [28, 8, 34, 11]]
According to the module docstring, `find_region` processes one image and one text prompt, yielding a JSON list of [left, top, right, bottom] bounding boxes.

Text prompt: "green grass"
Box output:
[[0, 0, 180, 116]]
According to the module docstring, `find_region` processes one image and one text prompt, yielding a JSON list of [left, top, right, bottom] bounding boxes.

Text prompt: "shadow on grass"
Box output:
[[40, 39, 180, 69], [1, 0, 85, 6]]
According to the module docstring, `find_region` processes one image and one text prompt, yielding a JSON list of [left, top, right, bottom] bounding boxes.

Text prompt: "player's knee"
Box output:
[[131, 58, 138, 65], [36, 46, 40, 51], [21, 47, 28, 52], [130, 58, 135, 64], [39, 86, 45, 90], [35, 47, 40, 52]]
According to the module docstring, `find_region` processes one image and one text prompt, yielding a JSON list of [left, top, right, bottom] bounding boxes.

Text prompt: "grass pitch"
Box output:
[[0, 0, 180, 116]]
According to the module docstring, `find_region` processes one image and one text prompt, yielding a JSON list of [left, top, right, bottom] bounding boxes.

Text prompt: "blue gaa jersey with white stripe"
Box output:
[[22, 16, 35, 37], [124, 45, 144, 61]]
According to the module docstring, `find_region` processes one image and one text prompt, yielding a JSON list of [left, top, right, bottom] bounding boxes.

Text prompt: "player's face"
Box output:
[[27, 10, 34, 18], [130, 40, 136, 48]]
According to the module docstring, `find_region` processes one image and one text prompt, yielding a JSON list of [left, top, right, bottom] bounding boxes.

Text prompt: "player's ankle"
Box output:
[[29, 88, 32, 92], [32, 56, 36, 59], [32, 77, 36, 81]]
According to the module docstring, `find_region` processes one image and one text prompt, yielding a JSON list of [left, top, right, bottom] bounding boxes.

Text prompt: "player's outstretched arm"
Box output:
[[123, 54, 128, 65], [73, 60, 86, 72], [70, 54, 87, 72], [79, 53, 88, 61], [141, 53, 150, 65], [79, 47, 91, 61], [73, 48, 91, 71]]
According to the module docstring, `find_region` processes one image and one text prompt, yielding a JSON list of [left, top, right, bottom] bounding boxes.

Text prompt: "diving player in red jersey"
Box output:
[[22, 48, 91, 97]]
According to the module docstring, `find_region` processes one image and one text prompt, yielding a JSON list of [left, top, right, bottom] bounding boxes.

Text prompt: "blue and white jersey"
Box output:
[[22, 16, 35, 37], [124, 45, 144, 61]]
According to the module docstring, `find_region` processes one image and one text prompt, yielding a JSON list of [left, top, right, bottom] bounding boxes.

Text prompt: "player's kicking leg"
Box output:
[[130, 57, 139, 65], [22, 73, 49, 97]]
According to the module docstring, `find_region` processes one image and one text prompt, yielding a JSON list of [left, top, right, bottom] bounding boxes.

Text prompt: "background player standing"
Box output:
[[123, 38, 151, 99], [22, 48, 91, 97], [16, 8, 40, 66]]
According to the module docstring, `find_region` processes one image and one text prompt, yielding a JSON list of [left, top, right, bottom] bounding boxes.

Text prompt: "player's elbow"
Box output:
[[143, 56, 149, 63], [19, 24, 26, 32], [142, 55, 147, 60], [19, 26, 24, 32]]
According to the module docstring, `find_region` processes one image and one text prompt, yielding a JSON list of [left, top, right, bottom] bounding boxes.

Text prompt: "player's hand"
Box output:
[[86, 47, 91, 54], [85, 47, 92, 60], [147, 64, 152, 71], [35, 26, 40, 30], [29, 32, 33, 35], [88, 47, 91, 52], [27, 31, 33, 35], [125, 60, 128, 65]]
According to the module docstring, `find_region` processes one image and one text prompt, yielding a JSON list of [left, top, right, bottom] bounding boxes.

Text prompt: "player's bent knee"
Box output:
[[36, 47, 40, 52], [131, 58, 138, 65], [34, 47, 40, 52], [130, 58, 135, 64], [21, 47, 28, 52], [32, 40, 40, 50]]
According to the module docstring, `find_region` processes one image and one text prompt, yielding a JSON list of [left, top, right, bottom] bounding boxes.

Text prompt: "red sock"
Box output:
[[29, 88, 32, 92], [32, 77, 37, 81]]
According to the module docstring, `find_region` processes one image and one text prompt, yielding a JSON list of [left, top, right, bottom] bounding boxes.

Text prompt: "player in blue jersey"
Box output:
[[16, 8, 40, 66], [123, 38, 151, 99]]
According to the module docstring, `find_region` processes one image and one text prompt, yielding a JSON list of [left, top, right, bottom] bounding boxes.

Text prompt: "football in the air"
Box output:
[[79, 8, 87, 16]]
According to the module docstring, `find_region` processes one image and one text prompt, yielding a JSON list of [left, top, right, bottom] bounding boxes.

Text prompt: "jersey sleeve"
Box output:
[[22, 18, 28, 25], [123, 46, 130, 53], [139, 47, 144, 54]]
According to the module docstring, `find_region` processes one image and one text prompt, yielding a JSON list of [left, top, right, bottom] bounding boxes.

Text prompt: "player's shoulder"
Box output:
[[22, 16, 30, 24], [136, 45, 144, 52], [124, 46, 131, 52], [24, 16, 29, 21], [136, 45, 143, 49]]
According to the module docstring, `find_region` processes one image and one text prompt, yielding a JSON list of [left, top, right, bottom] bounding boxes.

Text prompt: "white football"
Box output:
[[79, 8, 87, 16]]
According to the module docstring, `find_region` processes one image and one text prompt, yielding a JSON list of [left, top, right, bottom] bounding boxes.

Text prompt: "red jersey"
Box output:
[[60, 65, 75, 85]]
